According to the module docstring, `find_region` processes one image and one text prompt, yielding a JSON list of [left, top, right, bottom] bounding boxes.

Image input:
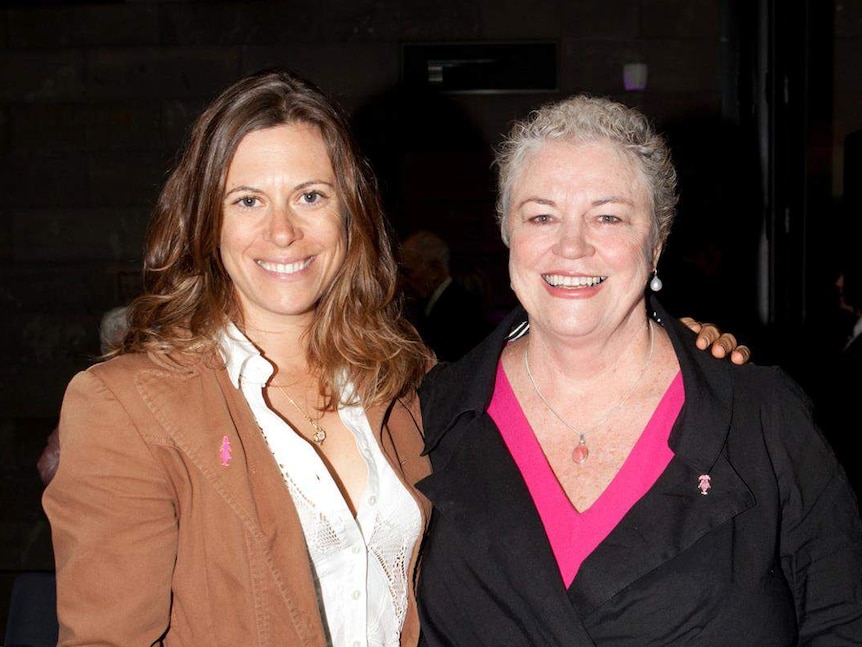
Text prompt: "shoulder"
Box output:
[[728, 362, 813, 412], [59, 352, 232, 458], [86, 352, 161, 379], [84, 350, 212, 383], [715, 363, 846, 498], [67, 353, 158, 399], [686, 345, 817, 432], [740, 364, 822, 444], [66, 351, 221, 415]]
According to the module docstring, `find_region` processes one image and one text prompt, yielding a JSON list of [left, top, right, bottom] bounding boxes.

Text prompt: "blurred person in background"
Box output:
[[36, 305, 129, 487], [400, 229, 492, 361]]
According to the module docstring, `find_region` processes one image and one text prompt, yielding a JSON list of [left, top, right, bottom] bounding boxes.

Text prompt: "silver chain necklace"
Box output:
[[523, 320, 655, 464]]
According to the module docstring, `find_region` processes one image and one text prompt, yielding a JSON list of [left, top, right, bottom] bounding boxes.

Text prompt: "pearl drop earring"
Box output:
[[649, 270, 663, 292]]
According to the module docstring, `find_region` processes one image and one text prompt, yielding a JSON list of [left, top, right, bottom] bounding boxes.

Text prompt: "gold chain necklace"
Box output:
[[271, 384, 327, 445], [523, 320, 654, 464]]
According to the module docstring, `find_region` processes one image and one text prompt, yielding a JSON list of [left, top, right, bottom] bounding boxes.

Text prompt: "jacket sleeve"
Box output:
[[43, 369, 178, 646], [766, 368, 862, 645]]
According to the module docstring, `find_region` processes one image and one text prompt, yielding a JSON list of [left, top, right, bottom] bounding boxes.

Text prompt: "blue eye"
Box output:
[[234, 195, 259, 208], [598, 214, 621, 224], [301, 191, 322, 204]]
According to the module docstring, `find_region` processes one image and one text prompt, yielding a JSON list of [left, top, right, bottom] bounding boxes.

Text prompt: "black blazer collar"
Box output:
[[421, 297, 738, 473], [650, 295, 737, 473]]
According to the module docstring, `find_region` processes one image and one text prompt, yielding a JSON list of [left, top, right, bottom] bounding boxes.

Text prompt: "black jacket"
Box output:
[[416, 298, 862, 646]]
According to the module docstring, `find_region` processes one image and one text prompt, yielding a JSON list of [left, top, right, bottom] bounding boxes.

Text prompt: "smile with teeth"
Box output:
[[542, 274, 607, 288], [257, 257, 314, 275]]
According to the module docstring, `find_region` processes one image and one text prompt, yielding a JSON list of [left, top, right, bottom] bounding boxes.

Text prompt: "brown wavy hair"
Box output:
[[119, 68, 432, 408]]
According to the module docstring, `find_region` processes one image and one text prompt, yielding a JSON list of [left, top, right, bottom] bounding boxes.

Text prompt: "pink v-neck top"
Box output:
[[489, 362, 683, 587]]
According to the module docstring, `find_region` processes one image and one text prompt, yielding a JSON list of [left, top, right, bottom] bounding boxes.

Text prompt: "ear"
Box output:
[[651, 241, 664, 270]]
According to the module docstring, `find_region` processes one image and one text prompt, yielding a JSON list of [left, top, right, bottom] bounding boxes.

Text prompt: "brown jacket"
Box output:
[[43, 351, 432, 646]]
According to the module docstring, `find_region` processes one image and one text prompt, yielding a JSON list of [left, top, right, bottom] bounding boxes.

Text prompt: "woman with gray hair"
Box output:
[[415, 95, 862, 645]]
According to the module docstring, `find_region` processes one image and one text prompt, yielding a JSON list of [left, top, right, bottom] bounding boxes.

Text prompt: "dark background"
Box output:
[[1, 0, 860, 635]]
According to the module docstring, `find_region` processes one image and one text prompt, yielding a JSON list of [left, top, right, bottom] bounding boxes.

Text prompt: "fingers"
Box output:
[[694, 322, 721, 350], [680, 317, 752, 364], [708, 332, 738, 358], [679, 316, 702, 333], [730, 344, 752, 365]]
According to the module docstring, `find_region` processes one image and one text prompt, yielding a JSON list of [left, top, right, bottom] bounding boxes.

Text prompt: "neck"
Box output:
[[240, 320, 314, 383], [525, 316, 653, 389]]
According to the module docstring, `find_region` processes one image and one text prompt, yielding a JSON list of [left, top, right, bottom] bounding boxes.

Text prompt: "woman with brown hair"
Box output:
[[43, 68, 433, 647]]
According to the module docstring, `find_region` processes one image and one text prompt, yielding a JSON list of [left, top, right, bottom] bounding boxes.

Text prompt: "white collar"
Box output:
[[218, 323, 273, 390], [217, 322, 357, 405]]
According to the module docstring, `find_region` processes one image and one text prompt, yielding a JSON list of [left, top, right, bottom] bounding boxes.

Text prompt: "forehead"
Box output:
[[513, 139, 647, 199], [230, 122, 330, 164], [227, 123, 333, 181]]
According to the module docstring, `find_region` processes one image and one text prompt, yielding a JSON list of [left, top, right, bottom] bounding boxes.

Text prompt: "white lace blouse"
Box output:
[[219, 325, 422, 647]]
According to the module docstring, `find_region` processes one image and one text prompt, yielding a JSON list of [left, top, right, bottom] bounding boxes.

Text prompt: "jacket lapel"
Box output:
[[135, 360, 324, 639], [419, 308, 594, 642], [571, 298, 756, 610], [418, 412, 595, 642], [134, 363, 302, 536], [571, 451, 754, 612]]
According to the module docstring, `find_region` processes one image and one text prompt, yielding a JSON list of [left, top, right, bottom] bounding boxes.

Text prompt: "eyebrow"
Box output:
[[516, 195, 635, 209], [223, 179, 336, 196], [516, 197, 556, 209], [593, 196, 635, 207], [224, 185, 259, 197]]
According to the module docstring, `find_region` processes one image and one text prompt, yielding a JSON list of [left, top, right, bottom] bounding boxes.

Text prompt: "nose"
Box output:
[[554, 218, 593, 258], [266, 205, 302, 246]]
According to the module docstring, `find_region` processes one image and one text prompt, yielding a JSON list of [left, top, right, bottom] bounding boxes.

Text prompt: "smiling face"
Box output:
[[219, 122, 346, 332], [506, 139, 659, 341]]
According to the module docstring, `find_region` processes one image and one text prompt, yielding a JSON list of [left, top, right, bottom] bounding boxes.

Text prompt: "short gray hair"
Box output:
[[494, 95, 678, 248]]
